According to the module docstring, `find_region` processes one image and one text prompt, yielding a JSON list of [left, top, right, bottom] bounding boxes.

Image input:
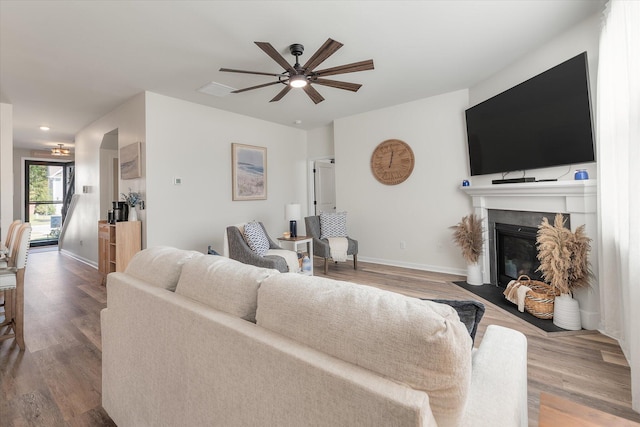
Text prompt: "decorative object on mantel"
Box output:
[[574, 169, 589, 180], [450, 213, 484, 286], [536, 213, 592, 330], [121, 189, 143, 222]]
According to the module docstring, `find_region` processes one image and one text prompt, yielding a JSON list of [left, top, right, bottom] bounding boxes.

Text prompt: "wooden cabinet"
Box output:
[[98, 220, 141, 283]]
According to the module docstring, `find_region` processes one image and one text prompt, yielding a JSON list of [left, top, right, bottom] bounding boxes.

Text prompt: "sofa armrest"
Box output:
[[462, 324, 528, 427]]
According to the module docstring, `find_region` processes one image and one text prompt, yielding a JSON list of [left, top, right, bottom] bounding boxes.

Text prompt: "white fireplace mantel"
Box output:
[[462, 179, 599, 330]]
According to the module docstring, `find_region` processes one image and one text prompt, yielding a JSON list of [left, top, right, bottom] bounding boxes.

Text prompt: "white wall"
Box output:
[[330, 13, 602, 275], [334, 89, 472, 274], [12, 148, 30, 220], [0, 103, 13, 237], [307, 124, 334, 159], [468, 13, 601, 186], [70, 93, 146, 266], [144, 92, 308, 254]]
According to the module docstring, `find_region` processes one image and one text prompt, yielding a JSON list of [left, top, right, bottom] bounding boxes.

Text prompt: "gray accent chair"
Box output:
[[226, 223, 290, 273], [304, 215, 358, 274]]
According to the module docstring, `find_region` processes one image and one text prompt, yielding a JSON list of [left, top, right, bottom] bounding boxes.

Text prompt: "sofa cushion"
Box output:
[[243, 221, 269, 256], [319, 211, 348, 239], [425, 299, 485, 344], [124, 246, 203, 291], [175, 255, 279, 322], [256, 274, 472, 427]]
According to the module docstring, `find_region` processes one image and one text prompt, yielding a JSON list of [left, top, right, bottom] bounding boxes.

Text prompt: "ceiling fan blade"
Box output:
[[302, 84, 325, 104], [269, 85, 292, 102], [232, 81, 283, 94], [255, 41, 296, 74], [314, 59, 375, 77], [219, 68, 282, 77], [312, 78, 362, 92], [302, 38, 343, 72]]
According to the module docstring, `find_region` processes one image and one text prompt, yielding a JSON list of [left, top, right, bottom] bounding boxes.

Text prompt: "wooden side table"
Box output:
[[277, 236, 313, 275]]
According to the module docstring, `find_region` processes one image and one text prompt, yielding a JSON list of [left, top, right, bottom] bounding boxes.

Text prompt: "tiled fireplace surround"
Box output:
[[462, 180, 599, 330]]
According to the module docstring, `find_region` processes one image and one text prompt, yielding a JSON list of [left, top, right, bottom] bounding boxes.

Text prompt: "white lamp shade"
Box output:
[[285, 203, 301, 221]]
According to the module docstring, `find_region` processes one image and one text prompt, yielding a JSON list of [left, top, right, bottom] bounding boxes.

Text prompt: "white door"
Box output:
[[314, 161, 336, 215]]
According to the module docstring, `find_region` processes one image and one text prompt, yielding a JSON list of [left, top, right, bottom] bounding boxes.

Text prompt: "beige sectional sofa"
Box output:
[[101, 247, 528, 427]]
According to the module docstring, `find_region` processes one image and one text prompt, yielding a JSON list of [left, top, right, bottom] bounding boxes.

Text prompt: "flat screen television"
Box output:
[[465, 52, 595, 176]]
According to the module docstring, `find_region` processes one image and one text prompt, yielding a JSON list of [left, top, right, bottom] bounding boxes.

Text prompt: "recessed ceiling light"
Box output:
[[294, 120, 302, 125], [39, 126, 50, 131]]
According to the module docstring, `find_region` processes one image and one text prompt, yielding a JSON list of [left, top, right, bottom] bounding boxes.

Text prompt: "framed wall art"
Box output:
[[120, 142, 142, 180], [232, 143, 267, 201]]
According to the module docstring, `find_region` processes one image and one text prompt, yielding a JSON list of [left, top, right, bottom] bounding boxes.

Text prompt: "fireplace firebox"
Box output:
[[495, 223, 542, 287], [488, 210, 569, 288]]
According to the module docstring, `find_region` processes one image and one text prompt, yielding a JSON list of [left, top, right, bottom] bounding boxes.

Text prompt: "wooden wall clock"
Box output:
[[370, 139, 415, 185]]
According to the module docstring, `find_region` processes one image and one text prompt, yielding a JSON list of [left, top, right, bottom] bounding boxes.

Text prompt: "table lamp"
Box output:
[[285, 203, 301, 238]]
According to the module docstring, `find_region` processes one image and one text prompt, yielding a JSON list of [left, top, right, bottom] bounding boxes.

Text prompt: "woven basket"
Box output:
[[517, 275, 560, 319]]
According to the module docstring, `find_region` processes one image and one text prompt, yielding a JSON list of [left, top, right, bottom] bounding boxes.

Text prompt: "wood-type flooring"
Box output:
[[1, 250, 638, 426]]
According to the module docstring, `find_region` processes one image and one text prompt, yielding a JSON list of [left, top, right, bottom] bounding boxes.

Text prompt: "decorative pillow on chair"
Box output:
[[243, 221, 269, 256], [320, 212, 348, 239]]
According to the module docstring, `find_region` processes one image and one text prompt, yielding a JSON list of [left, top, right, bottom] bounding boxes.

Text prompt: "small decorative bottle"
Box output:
[[302, 256, 312, 275]]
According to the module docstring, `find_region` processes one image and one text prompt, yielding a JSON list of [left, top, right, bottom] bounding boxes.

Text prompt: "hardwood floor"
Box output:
[[1, 248, 114, 427], [1, 250, 638, 426]]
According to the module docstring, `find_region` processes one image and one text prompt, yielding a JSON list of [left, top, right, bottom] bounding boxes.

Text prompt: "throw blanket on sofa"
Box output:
[[266, 249, 299, 273], [327, 237, 348, 262]]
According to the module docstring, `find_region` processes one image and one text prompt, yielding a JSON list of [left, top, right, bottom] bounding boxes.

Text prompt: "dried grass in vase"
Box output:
[[450, 213, 484, 264], [535, 213, 592, 295]]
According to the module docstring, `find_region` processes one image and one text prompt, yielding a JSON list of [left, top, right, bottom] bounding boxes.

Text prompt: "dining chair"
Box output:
[[0, 219, 23, 268], [0, 223, 32, 350]]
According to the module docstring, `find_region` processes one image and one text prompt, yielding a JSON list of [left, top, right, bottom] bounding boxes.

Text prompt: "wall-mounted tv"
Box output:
[[465, 52, 595, 176]]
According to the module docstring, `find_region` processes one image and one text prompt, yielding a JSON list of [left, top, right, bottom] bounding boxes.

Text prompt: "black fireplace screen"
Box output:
[[495, 223, 543, 287]]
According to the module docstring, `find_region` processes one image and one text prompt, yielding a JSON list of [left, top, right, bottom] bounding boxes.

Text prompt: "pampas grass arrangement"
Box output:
[[536, 213, 592, 295], [451, 213, 484, 264]]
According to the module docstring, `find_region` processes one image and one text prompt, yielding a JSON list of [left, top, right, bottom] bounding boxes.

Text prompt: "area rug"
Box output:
[[452, 281, 567, 333]]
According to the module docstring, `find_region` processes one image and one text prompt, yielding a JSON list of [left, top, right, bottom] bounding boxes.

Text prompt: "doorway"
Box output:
[[313, 159, 336, 215], [25, 160, 74, 247]]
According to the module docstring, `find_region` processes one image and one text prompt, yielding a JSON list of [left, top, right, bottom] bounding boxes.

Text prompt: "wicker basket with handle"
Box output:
[[517, 275, 560, 319]]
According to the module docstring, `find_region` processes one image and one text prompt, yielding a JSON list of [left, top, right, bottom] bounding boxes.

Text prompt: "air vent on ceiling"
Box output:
[[197, 81, 236, 97]]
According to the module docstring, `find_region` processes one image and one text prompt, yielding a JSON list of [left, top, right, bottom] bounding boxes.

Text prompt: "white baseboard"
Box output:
[[59, 249, 98, 269], [356, 256, 466, 277]]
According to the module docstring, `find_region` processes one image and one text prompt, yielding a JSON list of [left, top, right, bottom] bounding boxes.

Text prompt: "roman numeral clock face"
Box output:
[[370, 139, 415, 185]]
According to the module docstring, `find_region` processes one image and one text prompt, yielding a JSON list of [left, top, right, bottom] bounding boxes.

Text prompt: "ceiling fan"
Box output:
[[219, 38, 374, 104]]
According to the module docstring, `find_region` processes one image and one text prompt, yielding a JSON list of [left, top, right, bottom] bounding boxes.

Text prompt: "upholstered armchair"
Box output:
[[305, 215, 358, 274], [225, 222, 297, 273]]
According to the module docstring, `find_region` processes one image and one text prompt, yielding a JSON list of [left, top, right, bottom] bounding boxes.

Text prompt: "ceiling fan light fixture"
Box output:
[[289, 74, 307, 88]]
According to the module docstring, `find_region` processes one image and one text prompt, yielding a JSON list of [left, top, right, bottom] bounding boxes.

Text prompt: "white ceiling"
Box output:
[[0, 0, 605, 151]]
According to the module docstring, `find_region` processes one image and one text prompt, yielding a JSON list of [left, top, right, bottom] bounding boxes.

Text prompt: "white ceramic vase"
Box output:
[[466, 262, 483, 286], [553, 293, 581, 330], [128, 206, 138, 222]]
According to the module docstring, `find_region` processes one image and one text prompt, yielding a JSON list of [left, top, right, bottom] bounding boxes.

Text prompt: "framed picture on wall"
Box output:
[[232, 143, 267, 201], [120, 142, 142, 179]]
